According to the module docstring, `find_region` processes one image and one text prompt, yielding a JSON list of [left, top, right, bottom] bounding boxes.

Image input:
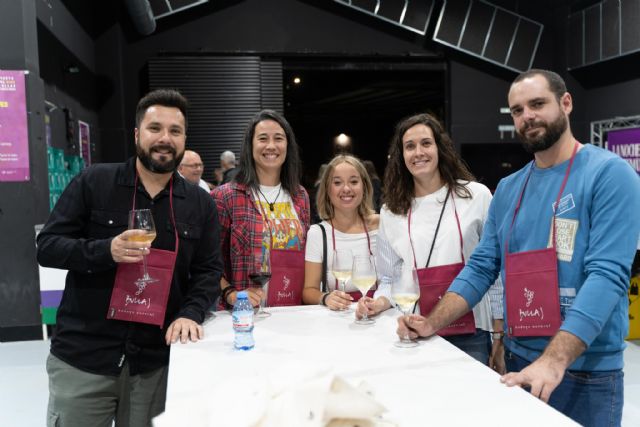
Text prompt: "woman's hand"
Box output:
[[225, 287, 263, 307], [324, 290, 353, 311], [356, 296, 389, 319]]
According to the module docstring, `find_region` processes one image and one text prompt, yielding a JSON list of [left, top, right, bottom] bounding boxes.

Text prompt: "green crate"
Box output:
[[42, 306, 57, 325]]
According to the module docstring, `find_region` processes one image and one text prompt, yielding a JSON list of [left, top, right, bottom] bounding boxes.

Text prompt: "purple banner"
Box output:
[[0, 70, 29, 182], [607, 128, 640, 175]]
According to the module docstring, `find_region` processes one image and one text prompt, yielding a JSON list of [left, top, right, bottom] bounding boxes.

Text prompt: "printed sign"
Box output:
[[78, 120, 91, 166], [606, 128, 640, 175], [0, 70, 29, 182]]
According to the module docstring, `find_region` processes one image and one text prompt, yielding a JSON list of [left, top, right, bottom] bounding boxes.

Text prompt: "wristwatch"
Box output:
[[491, 332, 504, 341]]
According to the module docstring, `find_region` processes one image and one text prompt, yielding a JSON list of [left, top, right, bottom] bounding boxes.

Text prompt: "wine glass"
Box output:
[[391, 264, 420, 348], [249, 249, 271, 318], [352, 254, 377, 325], [128, 209, 157, 284], [331, 249, 353, 313]]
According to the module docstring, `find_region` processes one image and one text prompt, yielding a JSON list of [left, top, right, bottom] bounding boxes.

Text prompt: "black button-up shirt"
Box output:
[[37, 158, 222, 376]]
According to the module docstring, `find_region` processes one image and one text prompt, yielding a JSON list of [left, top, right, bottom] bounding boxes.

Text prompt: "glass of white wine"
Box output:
[[391, 264, 420, 348], [331, 249, 353, 313], [352, 254, 377, 325], [128, 209, 158, 284]]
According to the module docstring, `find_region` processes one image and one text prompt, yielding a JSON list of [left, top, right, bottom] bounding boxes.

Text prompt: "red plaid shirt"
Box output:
[[212, 182, 310, 296]]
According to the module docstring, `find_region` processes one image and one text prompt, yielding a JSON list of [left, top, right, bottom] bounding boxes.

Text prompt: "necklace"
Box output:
[[257, 185, 281, 212]]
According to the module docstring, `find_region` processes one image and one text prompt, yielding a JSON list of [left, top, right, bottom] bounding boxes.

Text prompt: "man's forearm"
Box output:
[[539, 330, 587, 370], [426, 292, 471, 334]]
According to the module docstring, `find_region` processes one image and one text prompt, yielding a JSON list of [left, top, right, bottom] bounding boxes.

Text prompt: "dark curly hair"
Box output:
[[383, 113, 474, 215]]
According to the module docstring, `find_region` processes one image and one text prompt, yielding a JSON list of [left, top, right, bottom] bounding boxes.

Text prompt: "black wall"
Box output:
[[0, 0, 48, 341], [2, 0, 639, 340]]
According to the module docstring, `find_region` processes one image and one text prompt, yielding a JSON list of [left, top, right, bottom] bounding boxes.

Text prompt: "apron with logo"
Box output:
[[409, 190, 476, 336], [107, 176, 178, 327], [256, 194, 305, 307], [505, 143, 578, 337], [330, 217, 376, 301]]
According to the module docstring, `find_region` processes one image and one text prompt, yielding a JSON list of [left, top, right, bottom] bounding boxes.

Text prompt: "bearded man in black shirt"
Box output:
[[37, 89, 222, 426]]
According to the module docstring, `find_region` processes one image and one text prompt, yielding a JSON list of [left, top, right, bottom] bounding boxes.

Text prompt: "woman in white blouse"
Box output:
[[303, 155, 379, 310], [356, 113, 504, 370]]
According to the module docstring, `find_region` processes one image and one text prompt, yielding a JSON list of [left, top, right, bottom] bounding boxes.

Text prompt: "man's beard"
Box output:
[[136, 142, 184, 173], [517, 113, 568, 154]]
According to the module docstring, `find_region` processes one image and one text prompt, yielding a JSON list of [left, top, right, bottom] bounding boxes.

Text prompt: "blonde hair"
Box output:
[[316, 155, 375, 221]]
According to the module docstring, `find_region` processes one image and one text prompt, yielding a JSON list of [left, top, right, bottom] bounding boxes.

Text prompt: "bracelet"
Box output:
[[491, 331, 504, 340], [221, 286, 237, 306], [320, 292, 330, 306]]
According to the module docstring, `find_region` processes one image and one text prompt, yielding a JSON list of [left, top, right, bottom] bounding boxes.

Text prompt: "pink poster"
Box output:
[[607, 128, 640, 176], [0, 70, 29, 182], [78, 120, 91, 166]]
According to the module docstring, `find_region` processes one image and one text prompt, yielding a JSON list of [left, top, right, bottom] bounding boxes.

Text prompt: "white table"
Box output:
[[159, 305, 578, 426]]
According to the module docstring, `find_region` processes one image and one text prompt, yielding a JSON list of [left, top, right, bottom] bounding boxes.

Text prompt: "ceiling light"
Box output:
[[293, 77, 301, 85], [335, 133, 350, 146]]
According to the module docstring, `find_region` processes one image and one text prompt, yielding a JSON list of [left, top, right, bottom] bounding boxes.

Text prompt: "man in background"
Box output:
[[178, 149, 210, 191], [220, 150, 237, 184]]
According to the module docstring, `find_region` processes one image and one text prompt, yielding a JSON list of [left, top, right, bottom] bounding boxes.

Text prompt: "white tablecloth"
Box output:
[[158, 305, 578, 426]]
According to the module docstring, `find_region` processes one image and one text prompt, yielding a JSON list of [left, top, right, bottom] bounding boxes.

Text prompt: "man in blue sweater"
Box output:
[[397, 69, 640, 426]]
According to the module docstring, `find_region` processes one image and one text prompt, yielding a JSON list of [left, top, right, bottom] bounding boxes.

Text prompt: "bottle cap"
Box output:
[[236, 291, 248, 299]]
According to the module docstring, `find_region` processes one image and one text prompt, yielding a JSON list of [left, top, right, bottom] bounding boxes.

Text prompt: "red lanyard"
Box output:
[[407, 189, 464, 269], [505, 142, 579, 255], [329, 216, 373, 255], [132, 174, 178, 250]]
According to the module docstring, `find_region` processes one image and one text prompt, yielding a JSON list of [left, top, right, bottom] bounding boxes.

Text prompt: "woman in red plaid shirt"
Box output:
[[212, 110, 310, 309]]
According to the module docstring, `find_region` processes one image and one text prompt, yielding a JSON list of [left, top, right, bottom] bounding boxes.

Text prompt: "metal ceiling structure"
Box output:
[[148, 0, 209, 20], [334, 0, 437, 35], [590, 115, 640, 146]]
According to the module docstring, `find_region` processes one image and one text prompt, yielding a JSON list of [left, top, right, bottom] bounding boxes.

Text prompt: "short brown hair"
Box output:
[[316, 155, 375, 221], [512, 69, 567, 102]]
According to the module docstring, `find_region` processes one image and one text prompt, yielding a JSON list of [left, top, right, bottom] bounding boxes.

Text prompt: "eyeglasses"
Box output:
[[181, 163, 204, 169]]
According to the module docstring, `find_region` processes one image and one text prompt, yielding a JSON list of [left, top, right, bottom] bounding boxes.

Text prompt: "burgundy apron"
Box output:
[[409, 190, 476, 336], [256, 195, 304, 307], [505, 143, 578, 337], [107, 176, 178, 327], [330, 217, 376, 301]]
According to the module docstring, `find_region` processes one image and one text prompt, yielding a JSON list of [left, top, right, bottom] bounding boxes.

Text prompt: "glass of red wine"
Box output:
[[249, 249, 271, 318]]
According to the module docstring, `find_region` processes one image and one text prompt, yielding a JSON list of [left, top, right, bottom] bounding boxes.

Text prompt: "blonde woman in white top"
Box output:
[[303, 155, 379, 310]]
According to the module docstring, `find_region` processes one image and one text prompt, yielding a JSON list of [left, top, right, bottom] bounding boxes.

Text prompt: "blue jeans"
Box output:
[[443, 329, 491, 365], [505, 349, 624, 427]]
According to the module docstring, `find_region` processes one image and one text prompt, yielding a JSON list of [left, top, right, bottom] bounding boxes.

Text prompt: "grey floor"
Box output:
[[1, 339, 639, 426]]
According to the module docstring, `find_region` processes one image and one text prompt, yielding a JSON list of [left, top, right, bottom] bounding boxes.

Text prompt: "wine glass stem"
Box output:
[[260, 281, 268, 310], [403, 312, 410, 341], [141, 251, 150, 280]]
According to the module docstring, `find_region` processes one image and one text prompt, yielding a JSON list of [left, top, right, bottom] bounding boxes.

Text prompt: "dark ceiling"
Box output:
[[61, 0, 602, 41]]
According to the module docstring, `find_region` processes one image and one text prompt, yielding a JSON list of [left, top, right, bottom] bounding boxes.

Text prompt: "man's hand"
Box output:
[[396, 314, 434, 339], [165, 317, 204, 345], [500, 357, 565, 402], [500, 330, 585, 402], [111, 230, 150, 263]]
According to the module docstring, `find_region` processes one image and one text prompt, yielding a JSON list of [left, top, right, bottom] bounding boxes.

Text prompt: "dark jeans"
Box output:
[[506, 349, 623, 427], [443, 329, 491, 365]]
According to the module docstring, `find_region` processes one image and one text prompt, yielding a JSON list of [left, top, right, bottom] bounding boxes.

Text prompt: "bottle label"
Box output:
[[232, 312, 253, 331]]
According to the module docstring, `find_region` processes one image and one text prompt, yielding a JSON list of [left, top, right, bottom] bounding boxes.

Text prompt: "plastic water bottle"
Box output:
[[232, 291, 255, 351]]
